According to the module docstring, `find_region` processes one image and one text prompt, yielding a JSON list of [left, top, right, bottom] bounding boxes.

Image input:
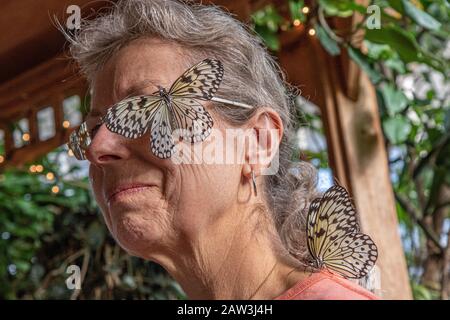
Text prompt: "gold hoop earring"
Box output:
[[251, 170, 258, 197]]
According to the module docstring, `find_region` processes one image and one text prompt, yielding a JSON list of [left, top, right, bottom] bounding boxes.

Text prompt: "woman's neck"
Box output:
[[157, 204, 309, 299]]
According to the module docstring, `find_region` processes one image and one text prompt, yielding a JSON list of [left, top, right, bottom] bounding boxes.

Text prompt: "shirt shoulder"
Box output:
[[275, 270, 380, 300]]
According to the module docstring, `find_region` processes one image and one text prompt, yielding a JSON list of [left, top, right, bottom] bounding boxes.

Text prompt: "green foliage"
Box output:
[[412, 282, 440, 299], [251, 5, 284, 50], [316, 25, 341, 55]]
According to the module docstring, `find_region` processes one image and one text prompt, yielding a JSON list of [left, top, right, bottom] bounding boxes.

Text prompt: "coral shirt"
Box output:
[[275, 270, 380, 300]]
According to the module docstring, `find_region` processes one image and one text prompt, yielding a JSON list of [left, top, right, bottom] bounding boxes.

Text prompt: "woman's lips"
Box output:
[[107, 185, 155, 205]]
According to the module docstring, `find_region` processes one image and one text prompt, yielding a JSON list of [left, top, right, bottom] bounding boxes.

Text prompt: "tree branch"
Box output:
[[395, 193, 444, 254]]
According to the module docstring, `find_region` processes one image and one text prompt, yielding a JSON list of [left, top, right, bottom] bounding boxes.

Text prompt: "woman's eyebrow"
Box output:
[[122, 78, 164, 98]]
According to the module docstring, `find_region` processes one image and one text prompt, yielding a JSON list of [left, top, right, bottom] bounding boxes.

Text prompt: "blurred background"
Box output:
[[0, 0, 448, 299]]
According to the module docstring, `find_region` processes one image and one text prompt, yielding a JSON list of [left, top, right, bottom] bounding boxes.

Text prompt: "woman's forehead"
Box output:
[[91, 38, 188, 110]]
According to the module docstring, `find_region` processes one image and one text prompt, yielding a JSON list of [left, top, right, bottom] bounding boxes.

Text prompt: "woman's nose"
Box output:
[[86, 124, 131, 165]]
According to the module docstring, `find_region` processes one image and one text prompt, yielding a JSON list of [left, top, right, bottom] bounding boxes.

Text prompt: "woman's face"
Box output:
[[86, 38, 248, 260]]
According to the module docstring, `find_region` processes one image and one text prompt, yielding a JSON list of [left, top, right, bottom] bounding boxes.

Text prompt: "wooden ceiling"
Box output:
[[0, 0, 278, 86], [0, 0, 101, 85]]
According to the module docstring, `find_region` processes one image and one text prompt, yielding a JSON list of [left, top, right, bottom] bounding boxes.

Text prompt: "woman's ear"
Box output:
[[245, 108, 283, 176]]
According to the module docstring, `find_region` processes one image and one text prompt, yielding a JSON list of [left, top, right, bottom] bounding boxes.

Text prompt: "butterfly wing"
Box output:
[[104, 95, 163, 139], [149, 104, 175, 159], [322, 233, 378, 279], [168, 58, 224, 99], [307, 185, 378, 279], [169, 97, 214, 143], [309, 185, 360, 261], [162, 58, 221, 147], [306, 197, 322, 262]]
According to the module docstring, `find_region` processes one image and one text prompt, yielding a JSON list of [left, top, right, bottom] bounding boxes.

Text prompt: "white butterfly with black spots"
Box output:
[[104, 59, 222, 159], [307, 185, 378, 279]]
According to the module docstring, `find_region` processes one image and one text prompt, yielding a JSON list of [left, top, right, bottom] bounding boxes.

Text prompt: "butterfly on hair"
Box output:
[[306, 184, 378, 279]]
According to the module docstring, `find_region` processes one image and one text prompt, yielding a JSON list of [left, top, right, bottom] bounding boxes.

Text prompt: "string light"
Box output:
[[35, 165, 44, 173], [29, 165, 36, 173], [46, 172, 55, 181], [22, 133, 30, 142], [51, 186, 60, 194], [62, 120, 70, 129], [302, 6, 310, 14], [0, 155, 4, 164], [293, 19, 301, 27], [308, 28, 316, 36]]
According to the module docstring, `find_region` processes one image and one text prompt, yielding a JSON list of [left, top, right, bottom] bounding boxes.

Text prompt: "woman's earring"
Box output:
[[251, 170, 258, 197]]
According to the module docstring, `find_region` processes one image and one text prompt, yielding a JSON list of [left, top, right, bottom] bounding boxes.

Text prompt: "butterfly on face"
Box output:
[[306, 185, 378, 279], [103, 59, 223, 159]]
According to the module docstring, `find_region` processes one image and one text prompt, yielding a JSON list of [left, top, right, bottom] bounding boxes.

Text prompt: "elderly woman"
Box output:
[[65, 0, 378, 300]]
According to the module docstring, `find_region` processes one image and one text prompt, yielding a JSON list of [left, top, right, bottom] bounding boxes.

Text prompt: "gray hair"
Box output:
[[64, 0, 319, 265]]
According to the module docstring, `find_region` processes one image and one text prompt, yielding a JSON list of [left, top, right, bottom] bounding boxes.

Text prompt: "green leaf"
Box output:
[[365, 41, 393, 60], [412, 282, 435, 300], [316, 25, 341, 56], [386, 0, 404, 14], [402, 0, 441, 30], [319, 0, 353, 17], [347, 46, 383, 84], [15, 260, 31, 273], [319, 0, 366, 17], [365, 24, 420, 63], [254, 25, 280, 51], [289, 0, 306, 22], [385, 56, 406, 74], [383, 115, 412, 144], [251, 5, 283, 31], [381, 83, 409, 114]]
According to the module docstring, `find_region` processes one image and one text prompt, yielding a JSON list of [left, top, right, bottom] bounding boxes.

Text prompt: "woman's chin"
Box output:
[[111, 210, 167, 257]]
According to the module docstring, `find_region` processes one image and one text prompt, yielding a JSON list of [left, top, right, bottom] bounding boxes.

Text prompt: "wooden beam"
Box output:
[[0, 53, 87, 169], [0, 0, 112, 84], [330, 70, 412, 300], [0, 54, 86, 121]]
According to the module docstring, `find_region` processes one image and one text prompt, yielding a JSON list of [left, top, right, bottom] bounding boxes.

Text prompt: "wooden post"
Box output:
[[327, 70, 413, 300]]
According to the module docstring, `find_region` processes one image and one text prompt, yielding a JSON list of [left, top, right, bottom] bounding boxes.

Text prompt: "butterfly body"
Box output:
[[104, 59, 222, 159], [306, 185, 378, 279], [313, 257, 324, 269], [157, 86, 173, 106]]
